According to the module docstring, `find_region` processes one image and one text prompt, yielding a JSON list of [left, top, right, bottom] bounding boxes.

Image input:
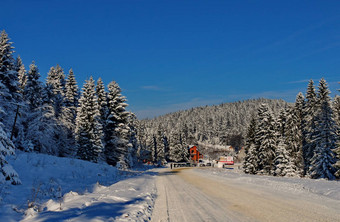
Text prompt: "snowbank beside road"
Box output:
[[0, 152, 157, 221], [194, 167, 340, 201]]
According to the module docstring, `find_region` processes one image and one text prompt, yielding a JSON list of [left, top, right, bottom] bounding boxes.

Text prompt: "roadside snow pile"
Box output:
[[195, 167, 340, 201], [0, 151, 157, 221]]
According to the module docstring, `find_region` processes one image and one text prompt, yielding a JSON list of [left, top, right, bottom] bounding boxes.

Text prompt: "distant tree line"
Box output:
[[140, 98, 288, 164], [0, 30, 139, 184], [243, 79, 340, 179]]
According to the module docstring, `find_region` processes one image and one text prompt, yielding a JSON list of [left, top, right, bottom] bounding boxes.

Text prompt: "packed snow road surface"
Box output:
[[151, 167, 340, 222]]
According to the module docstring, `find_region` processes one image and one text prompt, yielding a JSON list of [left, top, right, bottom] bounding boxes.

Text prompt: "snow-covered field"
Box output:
[[0, 152, 157, 221]]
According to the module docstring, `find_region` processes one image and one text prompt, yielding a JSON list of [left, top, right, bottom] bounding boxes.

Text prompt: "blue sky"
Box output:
[[1, 0, 340, 118]]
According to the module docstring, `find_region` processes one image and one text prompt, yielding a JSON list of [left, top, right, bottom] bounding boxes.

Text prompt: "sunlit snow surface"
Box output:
[[0, 152, 156, 221], [194, 166, 340, 201], [1, 153, 339, 221]]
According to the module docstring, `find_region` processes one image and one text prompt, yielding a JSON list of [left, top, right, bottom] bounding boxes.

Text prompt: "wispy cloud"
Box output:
[[286, 79, 310, 84], [141, 85, 163, 91]]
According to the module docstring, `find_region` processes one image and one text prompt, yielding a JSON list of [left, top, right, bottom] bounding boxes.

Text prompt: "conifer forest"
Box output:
[[1, 29, 339, 186]]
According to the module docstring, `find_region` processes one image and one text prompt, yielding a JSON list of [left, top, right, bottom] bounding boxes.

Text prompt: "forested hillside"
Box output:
[[0, 30, 138, 185], [138, 98, 288, 162]]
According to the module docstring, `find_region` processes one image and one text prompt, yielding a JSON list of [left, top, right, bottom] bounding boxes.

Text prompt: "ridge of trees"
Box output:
[[139, 98, 289, 164], [243, 79, 340, 179]]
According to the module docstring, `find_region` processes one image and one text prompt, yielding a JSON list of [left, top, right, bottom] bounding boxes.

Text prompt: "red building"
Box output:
[[188, 146, 203, 162]]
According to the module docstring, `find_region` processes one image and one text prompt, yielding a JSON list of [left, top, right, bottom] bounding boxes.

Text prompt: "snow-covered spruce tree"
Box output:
[[62, 68, 79, 128], [104, 80, 131, 167], [136, 120, 149, 159], [0, 110, 21, 185], [335, 141, 340, 178], [303, 79, 318, 175], [333, 95, 340, 178], [277, 108, 288, 138], [24, 62, 43, 110], [64, 69, 79, 109], [18, 62, 43, 151], [15, 56, 26, 93], [58, 69, 79, 157], [23, 63, 61, 154], [76, 77, 104, 163], [255, 104, 277, 175], [274, 137, 296, 177], [96, 77, 109, 127], [333, 95, 340, 127], [0, 30, 21, 132], [309, 78, 337, 179], [0, 30, 20, 100], [169, 130, 188, 162], [46, 65, 66, 119], [243, 116, 258, 174], [126, 113, 139, 167], [46, 64, 66, 97], [284, 94, 305, 176]]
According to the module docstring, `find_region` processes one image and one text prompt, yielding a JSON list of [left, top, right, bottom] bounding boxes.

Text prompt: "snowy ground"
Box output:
[[0, 152, 157, 221], [195, 165, 340, 201], [151, 166, 340, 221], [2, 154, 339, 221]]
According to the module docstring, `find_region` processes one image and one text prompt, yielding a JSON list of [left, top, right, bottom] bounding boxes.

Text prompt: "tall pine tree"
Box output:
[[309, 79, 337, 179], [96, 77, 108, 127], [303, 79, 318, 175], [243, 116, 258, 174], [104, 81, 130, 168], [76, 77, 104, 163], [255, 104, 277, 175]]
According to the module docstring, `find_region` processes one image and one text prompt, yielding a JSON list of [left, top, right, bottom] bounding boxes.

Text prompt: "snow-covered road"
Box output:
[[151, 167, 340, 222]]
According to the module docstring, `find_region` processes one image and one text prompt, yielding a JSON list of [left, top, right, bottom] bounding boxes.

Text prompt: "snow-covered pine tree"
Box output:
[[333, 95, 340, 178], [63, 68, 79, 126], [18, 62, 43, 151], [335, 140, 340, 178], [274, 137, 296, 177], [309, 78, 337, 179], [46, 65, 66, 119], [303, 79, 318, 175], [0, 30, 20, 100], [243, 116, 258, 174], [22, 63, 61, 154], [15, 56, 26, 92], [125, 113, 139, 167], [58, 69, 79, 157], [277, 108, 288, 138], [136, 120, 148, 158], [333, 95, 340, 127], [76, 77, 104, 163], [169, 130, 188, 162], [96, 77, 108, 127], [284, 93, 305, 176], [46, 64, 66, 97], [104, 80, 130, 168], [24, 62, 43, 110], [65, 69, 79, 108], [0, 30, 21, 131], [0, 109, 20, 185], [255, 104, 277, 175]]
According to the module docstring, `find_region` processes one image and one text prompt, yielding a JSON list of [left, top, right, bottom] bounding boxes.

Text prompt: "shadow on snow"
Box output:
[[25, 196, 148, 221]]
